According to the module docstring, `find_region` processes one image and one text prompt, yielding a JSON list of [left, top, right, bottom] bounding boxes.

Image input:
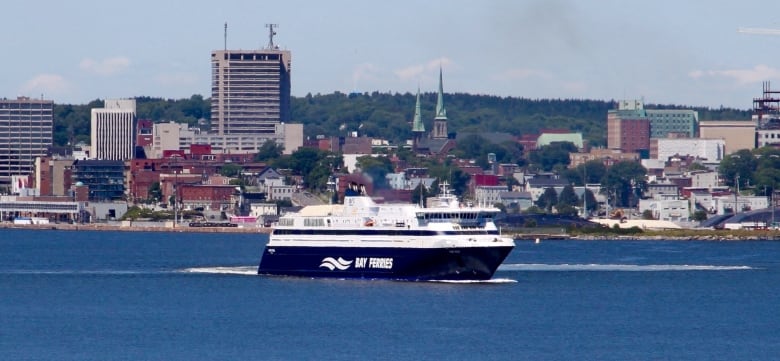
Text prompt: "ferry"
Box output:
[[257, 183, 515, 281]]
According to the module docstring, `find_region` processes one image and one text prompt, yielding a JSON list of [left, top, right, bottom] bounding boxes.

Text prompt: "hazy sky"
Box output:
[[3, 0, 780, 109]]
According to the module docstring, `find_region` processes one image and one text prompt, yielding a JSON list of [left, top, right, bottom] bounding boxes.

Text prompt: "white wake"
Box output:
[[179, 266, 258, 275], [430, 278, 517, 284], [499, 263, 753, 272]]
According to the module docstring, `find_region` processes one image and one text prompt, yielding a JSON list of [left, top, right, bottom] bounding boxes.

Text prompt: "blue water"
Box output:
[[2, 229, 779, 360]]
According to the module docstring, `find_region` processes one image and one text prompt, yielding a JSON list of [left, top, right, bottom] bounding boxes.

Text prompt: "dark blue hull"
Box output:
[[257, 245, 514, 281]]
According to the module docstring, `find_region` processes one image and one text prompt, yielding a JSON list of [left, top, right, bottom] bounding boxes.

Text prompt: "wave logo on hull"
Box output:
[[319, 257, 353, 271]]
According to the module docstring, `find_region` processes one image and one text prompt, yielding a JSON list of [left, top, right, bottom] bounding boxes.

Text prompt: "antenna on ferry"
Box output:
[[419, 180, 424, 207]]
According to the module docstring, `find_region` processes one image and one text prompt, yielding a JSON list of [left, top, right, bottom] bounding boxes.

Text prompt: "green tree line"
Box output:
[[51, 93, 750, 148]]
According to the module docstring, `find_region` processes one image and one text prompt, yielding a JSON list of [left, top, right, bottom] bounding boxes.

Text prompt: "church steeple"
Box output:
[[412, 87, 425, 133], [435, 67, 447, 120], [432, 67, 448, 139]]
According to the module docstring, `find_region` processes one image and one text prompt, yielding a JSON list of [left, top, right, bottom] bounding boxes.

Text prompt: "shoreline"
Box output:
[[1, 223, 273, 234], [4, 223, 780, 240]]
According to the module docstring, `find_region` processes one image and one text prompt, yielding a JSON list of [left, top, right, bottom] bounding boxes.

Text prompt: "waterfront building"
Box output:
[[638, 196, 691, 222], [91, 98, 137, 160], [0, 97, 53, 190], [211, 25, 291, 136], [71, 159, 125, 201]]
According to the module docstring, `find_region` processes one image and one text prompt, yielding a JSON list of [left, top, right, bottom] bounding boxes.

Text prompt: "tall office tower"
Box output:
[[0, 97, 53, 190], [211, 24, 291, 135], [91, 98, 137, 160]]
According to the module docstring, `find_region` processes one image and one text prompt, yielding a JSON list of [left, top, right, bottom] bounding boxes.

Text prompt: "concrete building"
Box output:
[[150, 121, 301, 158], [211, 25, 291, 135], [650, 138, 725, 162], [0, 97, 53, 189], [34, 157, 73, 196], [646, 109, 698, 139], [474, 185, 508, 207], [569, 148, 640, 168], [698, 121, 756, 154], [638, 196, 691, 222], [689, 171, 719, 190], [536, 132, 584, 149], [91, 98, 137, 160], [607, 110, 650, 154], [608, 100, 698, 156], [71, 159, 125, 201], [756, 127, 780, 148]]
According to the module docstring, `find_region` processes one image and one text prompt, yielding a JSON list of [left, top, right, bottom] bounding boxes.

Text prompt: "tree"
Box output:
[[428, 164, 470, 196], [581, 188, 598, 213], [529, 141, 578, 171], [219, 163, 243, 177], [147, 182, 162, 203], [411, 182, 432, 206], [254, 141, 284, 162], [356, 155, 394, 189], [535, 187, 558, 213], [274, 148, 342, 192], [691, 210, 708, 222], [523, 205, 545, 215], [557, 184, 579, 208], [555, 184, 579, 216], [601, 161, 647, 207], [718, 149, 756, 189]]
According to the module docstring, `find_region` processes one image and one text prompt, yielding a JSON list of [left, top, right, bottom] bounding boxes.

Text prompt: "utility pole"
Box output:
[[582, 166, 587, 219], [734, 174, 740, 214]]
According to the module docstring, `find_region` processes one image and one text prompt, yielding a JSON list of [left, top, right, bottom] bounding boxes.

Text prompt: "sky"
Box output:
[[3, 0, 780, 109]]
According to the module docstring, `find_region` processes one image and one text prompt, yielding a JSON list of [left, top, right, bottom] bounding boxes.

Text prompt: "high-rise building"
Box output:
[[211, 24, 291, 135], [91, 98, 137, 160], [0, 97, 53, 189]]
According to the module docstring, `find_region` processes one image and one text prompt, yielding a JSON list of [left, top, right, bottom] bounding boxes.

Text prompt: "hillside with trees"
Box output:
[[51, 92, 751, 148]]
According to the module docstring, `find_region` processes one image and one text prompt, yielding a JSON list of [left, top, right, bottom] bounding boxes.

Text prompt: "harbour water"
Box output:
[[1, 229, 779, 360]]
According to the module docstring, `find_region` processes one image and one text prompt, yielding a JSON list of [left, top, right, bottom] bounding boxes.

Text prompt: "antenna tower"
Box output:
[[266, 23, 279, 49], [224, 22, 227, 51]]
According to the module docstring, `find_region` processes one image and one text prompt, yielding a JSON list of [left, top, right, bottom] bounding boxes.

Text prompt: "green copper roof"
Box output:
[[412, 87, 425, 132], [435, 67, 447, 120]]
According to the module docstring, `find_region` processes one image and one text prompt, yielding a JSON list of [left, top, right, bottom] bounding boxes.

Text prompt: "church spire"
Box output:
[[435, 67, 447, 120], [432, 67, 448, 139], [412, 87, 425, 133]]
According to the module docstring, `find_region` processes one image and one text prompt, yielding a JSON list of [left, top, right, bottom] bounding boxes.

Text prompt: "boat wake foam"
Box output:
[[179, 266, 257, 275], [499, 263, 753, 272], [430, 278, 517, 284]]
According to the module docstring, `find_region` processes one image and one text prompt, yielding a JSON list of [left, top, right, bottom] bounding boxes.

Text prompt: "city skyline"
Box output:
[[3, 0, 780, 109]]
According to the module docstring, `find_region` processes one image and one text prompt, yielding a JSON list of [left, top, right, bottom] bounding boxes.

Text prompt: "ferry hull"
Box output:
[[257, 245, 513, 281]]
